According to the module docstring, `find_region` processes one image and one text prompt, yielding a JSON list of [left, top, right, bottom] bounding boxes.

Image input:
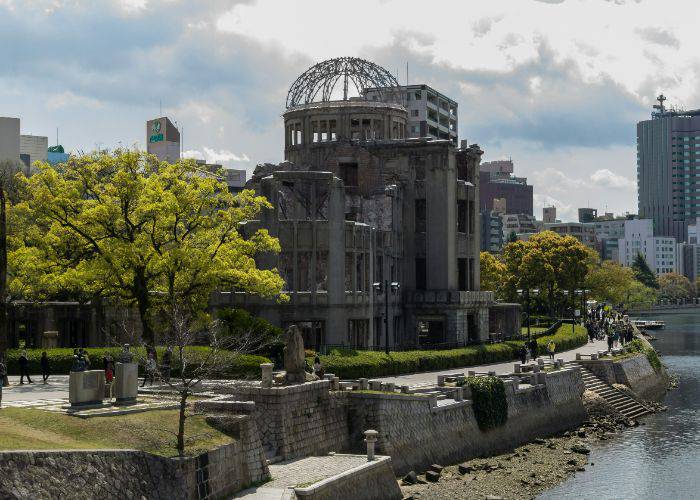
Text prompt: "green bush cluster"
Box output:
[[317, 325, 588, 379], [462, 376, 508, 430], [626, 339, 662, 372], [3, 347, 269, 379]]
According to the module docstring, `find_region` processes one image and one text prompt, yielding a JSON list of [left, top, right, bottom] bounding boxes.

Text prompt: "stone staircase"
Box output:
[[570, 363, 652, 420]]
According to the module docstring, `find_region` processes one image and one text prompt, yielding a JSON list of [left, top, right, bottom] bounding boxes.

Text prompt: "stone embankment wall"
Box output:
[[0, 415, 269, 500], [218, 380, 349, 460], [578, 353, 667, 400], [346, 368, 586, 475], [294, 456, 402, 500]]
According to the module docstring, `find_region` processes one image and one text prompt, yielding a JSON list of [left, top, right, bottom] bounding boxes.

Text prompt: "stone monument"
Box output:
[[69, 370, 105, 407], [283, 325, 307, 384], [114, 344, 138, 404]]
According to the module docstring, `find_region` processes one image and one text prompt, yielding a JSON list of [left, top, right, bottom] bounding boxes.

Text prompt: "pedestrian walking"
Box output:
[[606, 333, 614, 352], [529, 339, 539, 360], [19, 350, 32, 384], [547, 340, 556, 360], [40, 351, 50, 383], [518, 345, 528, 365], [313, 356, 324, 379], [141, 352, 156, 387]]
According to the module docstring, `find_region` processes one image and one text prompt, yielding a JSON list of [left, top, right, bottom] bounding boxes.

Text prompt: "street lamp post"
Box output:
[[517, 288, 539, 341]]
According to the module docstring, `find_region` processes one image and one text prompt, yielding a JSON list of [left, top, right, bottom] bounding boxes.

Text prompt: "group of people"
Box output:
[[517, 338, 557, 364], [584, 305, 634, 352]]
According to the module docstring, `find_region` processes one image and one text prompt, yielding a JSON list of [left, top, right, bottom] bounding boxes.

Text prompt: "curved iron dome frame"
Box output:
[[286, 57, 401, 109]]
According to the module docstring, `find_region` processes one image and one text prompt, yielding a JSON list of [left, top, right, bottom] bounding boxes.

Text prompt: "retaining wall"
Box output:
[[346, 367, 586, 475], [578, 353, 667, 400], [217, 380, 350, 460], [0, 415, 269, 500], [294, 456, 402, 500]]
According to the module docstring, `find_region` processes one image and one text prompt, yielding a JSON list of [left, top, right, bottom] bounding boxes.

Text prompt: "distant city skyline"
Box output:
[[1, 0, 698, 221]]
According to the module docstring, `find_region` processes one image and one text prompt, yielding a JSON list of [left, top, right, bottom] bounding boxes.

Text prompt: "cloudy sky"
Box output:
[[2, 0, 698, 221]]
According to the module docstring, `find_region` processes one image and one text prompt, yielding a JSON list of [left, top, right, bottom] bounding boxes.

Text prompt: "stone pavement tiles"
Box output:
[[2, 396, 179, 418], [264, 454, 369, 489]]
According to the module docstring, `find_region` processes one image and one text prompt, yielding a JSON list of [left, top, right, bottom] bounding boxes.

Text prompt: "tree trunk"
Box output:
[[134, 269, 154, 344], [0, 188, 8, 358], [177, 389, 188, 457]]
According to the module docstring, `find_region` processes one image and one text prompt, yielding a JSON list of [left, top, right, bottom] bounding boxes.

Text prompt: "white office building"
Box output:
[[20, 134, 48, 172], [618, 219, 677, 274]]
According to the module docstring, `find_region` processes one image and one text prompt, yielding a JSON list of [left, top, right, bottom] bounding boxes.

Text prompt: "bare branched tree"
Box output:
[[112, 307, 272, 457]]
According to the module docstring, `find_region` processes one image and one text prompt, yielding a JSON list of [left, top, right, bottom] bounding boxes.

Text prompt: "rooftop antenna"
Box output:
[[653, 93, 666, 114]]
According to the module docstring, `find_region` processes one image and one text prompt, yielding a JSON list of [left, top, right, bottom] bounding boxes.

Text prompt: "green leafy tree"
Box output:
[[658, 272, 694, 302], [11, 151, 285, 343], [507, 230, 518, 243], [626, 280, 657, 308], [585, 260, 636, 304], [479, 252, 507, 299], [631, 253, 659, 289], [0, 160, 24, 357]]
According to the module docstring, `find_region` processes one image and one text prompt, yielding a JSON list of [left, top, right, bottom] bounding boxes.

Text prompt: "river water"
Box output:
[[540, 312, 700, 500]]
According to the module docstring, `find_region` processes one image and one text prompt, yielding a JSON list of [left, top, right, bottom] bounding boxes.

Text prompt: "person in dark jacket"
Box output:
[[40, 351, 50, 383], [19, 350, 32, 384]]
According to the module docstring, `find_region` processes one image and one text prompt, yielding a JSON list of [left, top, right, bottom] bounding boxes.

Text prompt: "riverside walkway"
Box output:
[[376, 338, 609, 387]]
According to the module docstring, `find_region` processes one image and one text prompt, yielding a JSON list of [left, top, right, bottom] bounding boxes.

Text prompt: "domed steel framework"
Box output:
[[286, 57, 401, 109]]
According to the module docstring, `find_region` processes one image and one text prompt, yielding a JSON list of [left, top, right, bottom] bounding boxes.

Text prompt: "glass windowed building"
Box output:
[[637, 95, 700, 243]]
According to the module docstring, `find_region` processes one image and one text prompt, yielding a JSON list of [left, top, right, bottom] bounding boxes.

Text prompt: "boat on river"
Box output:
[[632, 319, 665, 330]]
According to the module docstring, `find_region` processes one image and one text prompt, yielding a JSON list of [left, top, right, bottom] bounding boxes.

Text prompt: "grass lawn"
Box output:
[[0, 408, 233, 458], [520, 326, 548, 334]]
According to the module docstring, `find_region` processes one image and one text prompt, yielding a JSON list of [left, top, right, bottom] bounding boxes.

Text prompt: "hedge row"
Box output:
[[318, 325, 588, 379], [3, 347, 270, 379]]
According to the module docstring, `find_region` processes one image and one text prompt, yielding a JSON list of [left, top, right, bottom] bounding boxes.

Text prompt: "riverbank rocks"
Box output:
[[425, 470, 441, 482], [401, 471, 418, 485], [570, 443, 590, 455]]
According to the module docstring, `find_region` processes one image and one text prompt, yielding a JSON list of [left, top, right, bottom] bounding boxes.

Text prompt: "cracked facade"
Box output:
[[213, 61, 520, 350]]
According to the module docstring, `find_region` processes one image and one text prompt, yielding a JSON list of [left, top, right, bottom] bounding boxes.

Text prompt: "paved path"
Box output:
[[2, 375, 69, 402], [376, 338, 608, 387], [234, 454, 368, 499]]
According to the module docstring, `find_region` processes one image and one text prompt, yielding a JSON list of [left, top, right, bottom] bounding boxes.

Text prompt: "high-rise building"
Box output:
[[501, 213, 537, 241], [638, 94, 700, 243], [578, 208, 597, 223], [363, 84, 458, 144], [479, 159, 533, 216], [0, 117, 20, 165], [20, 134, 48, 172], [480, 210, 504, 253], [678, 243, 700, 284], [146, 117, 180, 162], [618, 219, 676, 274], [543, 206, 557, 223]]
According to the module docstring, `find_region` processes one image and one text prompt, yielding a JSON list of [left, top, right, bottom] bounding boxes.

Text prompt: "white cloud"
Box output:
[[472, 15, 504, 38], [635, 26, 680, 48], [183, 147, 250, 165], [45, 91, 104, 111], [590, 168, 635, 189]]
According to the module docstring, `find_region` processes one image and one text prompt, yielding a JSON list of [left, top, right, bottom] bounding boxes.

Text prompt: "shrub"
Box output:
[[3, 347, 269, 379], [318, 324, 588, 379], [462, 376, 508, 430], [626, 339, 662, 372]]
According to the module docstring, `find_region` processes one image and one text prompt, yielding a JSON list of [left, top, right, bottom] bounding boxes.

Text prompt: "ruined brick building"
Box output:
[[213, 57, 519, 351]]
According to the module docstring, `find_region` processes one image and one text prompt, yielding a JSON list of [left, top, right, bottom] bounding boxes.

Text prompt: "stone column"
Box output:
[[260, 363, 273, 388], [364, 430, 378, 461]]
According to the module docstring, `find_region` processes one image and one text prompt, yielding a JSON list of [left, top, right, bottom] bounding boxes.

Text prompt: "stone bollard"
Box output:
[[557, 358, 565, 367], [537, 358, 545, 366], [576, 353, 582, 361], [467, 370, 476, 377], [260, 363, 273, 388], [364, 430, 379, 461], [429, 394, 438, 408], [331, 377, 340, 391], [385, 382, 395, 393], [488, 371, 496, 376], [591, 353, 599, 360], [369, 380, 382, 391], [514, 363, 522, 373], [532, 365, 540, 373], [454, 387, 464, 401], [359, 378, 369, 390], [401, 385, 410, 394], [437, 375, 446, 387]]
